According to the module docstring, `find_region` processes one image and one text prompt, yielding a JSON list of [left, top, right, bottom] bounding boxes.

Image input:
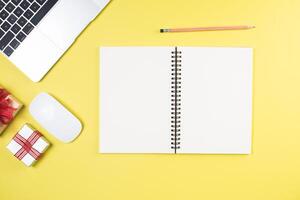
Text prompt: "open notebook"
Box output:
[[100, 47, 253, 154]]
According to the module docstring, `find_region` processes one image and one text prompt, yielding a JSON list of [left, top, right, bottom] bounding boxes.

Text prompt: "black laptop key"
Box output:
[[11, 24, 21, 34], [10, 39, 20, 49], [23, 22, 33, 34], [7, 14, 18, 24], [0, 2, 5, 10], [16, 31, 26, 42], [17, 16, 27, 27], [1, 21, 11, 31], [27, 0, 34, 2], [31, 0, 58, 25], [3, 0, 9, 3], [0, 19, 2, 25], [30, 2, 40, 12], [0, 10, 9, 20], [14, 7, 24, 17], [4, 46, 13, 56], [20, 0, 30, 10], [0, 31, 14, 50], [5, 3, 16, 12], [12, 0, 22, 6], [24, 9, 34, 19], [36, 0, 46, 5], [0, 29, 4, 38]]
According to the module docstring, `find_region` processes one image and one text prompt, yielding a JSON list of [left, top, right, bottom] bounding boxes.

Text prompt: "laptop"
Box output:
[[0, 0, 110, 82]]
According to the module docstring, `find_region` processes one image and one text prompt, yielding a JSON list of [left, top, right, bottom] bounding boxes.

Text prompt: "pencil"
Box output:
[[160, 25, 255, 33]]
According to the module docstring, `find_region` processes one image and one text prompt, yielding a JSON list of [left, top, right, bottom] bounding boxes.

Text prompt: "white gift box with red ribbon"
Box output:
[[7, 124, 50, 166]]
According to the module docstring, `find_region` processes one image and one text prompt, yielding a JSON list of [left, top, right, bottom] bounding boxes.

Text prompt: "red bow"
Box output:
[[13, 131, 42, 160], [0, 88, 16, 125]]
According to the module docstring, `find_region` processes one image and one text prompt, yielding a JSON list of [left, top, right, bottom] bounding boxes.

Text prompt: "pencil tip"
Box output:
[[160, 29, 169, 33]]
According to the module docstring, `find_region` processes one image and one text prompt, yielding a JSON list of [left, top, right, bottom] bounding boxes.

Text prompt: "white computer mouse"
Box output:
[[29, 93, 82, 143]]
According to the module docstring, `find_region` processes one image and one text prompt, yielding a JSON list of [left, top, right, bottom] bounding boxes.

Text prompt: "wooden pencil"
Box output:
[[160, 25, 255, 33]]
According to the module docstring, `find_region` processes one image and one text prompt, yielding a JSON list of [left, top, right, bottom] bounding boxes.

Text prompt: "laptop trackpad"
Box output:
[[37, 0, 100, 50], [10, 28, 63, 82]]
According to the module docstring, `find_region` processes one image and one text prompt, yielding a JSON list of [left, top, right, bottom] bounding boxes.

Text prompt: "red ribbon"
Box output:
[[0, 88, 16, 125], [13, 131, 43, 161]]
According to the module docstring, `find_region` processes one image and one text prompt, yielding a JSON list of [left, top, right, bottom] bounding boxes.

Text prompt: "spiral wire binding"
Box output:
[[171, 47, 182, 153]]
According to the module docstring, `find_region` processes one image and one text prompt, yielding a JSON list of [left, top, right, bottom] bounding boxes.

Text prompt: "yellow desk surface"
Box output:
[[1, 0, 300, 199]]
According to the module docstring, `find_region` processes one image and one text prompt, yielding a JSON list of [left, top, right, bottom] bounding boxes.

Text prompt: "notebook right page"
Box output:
[[179, 47, 253, 154]]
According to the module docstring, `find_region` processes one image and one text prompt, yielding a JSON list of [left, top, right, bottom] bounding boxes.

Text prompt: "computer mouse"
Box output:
[[29, 93, 82, 143]]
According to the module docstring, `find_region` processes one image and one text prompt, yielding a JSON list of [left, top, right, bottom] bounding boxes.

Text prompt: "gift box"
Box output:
[[0, 87, 23, 134], [7, 124, 50, 166]]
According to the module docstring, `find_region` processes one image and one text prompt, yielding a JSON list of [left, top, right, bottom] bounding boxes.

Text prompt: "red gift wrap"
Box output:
[[0, 87, 22, 134]]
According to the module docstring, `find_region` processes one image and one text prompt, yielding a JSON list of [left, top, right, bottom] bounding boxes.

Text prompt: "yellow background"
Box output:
[[1, 0, 300, 199]]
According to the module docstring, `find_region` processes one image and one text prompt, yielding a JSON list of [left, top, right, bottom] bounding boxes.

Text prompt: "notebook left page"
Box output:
[[100, 47, 173, 153]]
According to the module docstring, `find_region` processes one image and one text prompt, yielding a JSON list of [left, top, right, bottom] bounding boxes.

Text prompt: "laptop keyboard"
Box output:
[[0, 0, 58, 57]]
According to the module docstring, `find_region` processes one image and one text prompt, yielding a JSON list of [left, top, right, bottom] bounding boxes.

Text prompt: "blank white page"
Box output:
[[179, 47, 253, 154], [100, 47, 173, 153]]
